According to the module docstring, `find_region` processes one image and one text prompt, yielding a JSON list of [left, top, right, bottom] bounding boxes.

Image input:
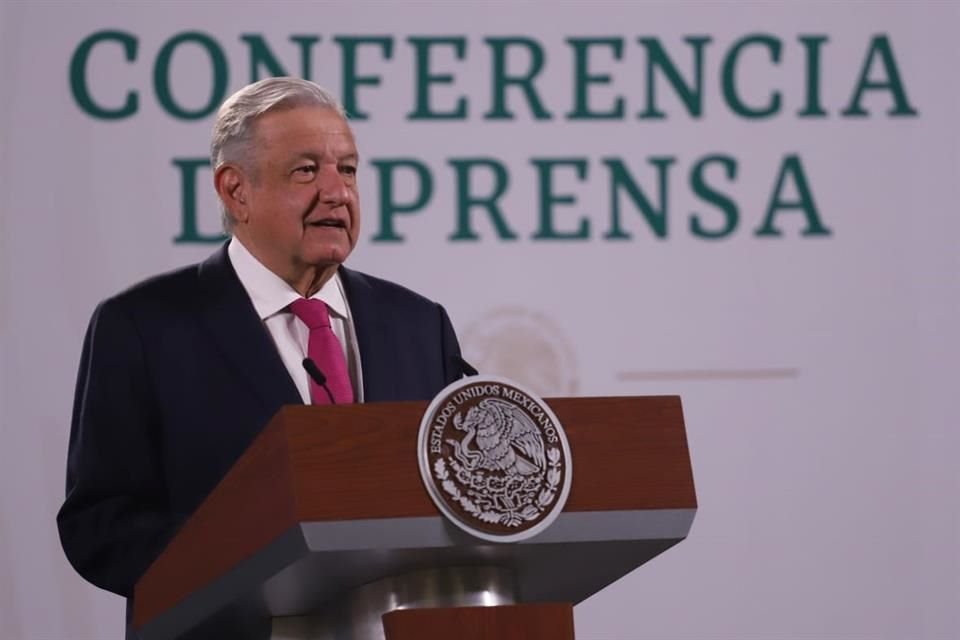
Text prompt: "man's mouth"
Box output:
[[307, 219, 347, 229]]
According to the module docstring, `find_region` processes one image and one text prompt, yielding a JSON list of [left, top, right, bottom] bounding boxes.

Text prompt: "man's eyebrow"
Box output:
[[287, 151, 359, 164], [289, 152, 319, 162]]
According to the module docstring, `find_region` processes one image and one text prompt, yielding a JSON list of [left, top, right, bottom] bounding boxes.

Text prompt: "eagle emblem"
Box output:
[[449, 399, 545, 478], [418, 377, 572, 542]]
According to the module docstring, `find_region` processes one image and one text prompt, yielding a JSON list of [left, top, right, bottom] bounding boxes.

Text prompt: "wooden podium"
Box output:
[[132, 396, 697, 640]]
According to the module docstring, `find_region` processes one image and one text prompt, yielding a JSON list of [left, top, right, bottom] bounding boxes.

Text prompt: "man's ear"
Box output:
[[214, 164, 249, 224]]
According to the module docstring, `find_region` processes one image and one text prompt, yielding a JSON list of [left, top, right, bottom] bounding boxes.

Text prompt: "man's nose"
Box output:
[[317, 166, 350, 205]]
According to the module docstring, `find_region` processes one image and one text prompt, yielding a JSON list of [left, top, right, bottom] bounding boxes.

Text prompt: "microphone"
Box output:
[[451, 354, 479, 377], [302, 358, 336, 404]]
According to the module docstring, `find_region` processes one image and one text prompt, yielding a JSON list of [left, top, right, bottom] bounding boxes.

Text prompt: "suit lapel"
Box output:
[[339, 266, 392, 402], [196, 245, 302, 409]]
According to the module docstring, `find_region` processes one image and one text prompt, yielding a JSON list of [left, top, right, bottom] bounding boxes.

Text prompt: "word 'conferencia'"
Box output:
[[69, 31, 917, 245]]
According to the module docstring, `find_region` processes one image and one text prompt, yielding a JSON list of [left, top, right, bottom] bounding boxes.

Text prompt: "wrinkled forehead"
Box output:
[[252, 105, 358, 159]]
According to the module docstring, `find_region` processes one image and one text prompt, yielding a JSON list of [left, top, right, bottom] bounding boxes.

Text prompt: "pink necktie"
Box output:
[[289, 298, 354, 404]]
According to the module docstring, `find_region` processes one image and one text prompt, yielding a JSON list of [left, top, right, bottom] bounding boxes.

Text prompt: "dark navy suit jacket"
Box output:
[[56, 245, 462, 637]]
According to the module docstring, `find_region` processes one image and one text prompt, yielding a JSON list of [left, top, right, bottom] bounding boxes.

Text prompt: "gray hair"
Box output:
[[211, 77, 347, 231]]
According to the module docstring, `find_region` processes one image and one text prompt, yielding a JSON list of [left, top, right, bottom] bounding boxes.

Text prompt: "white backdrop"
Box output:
[[1, 1, 958, 639]]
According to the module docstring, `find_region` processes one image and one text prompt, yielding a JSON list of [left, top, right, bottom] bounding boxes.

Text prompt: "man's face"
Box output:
[[238, 106, 360, 280]]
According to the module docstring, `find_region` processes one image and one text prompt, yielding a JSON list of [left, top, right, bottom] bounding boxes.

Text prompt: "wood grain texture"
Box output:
[[285, 396, 696, 520], [382, 603, 575, 640], [133, 396, 695, 628]]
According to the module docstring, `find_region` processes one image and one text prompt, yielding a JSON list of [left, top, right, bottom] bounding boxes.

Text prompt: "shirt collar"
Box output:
[[227, 238, 349, 320]]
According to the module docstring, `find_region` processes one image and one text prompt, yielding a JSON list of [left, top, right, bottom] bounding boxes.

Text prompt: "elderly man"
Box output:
[[57, 78, 463, 638]]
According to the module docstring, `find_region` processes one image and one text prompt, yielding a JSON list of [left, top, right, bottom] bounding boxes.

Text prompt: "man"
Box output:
[[57, 77, 463, 638]]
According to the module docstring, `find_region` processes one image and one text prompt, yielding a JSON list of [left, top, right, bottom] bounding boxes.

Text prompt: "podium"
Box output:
[[132, 396, 697, 639]]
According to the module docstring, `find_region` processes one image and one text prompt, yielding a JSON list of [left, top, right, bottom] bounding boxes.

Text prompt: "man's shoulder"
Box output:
[[101, 263, 202, 313], [78, 261, 208, 345], [97, 246, 230, 315], [340, 267, 442, 312]]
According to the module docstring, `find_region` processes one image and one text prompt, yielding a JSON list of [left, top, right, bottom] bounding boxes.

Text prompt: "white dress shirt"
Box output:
[[227, 238, 364, 404]]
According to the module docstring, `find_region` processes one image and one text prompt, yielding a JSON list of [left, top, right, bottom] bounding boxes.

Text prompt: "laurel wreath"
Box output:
[[434, 447, 562, 528]]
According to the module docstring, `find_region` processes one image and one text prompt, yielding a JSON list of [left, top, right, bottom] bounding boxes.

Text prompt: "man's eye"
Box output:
[[340, 165, 357, 176], [294, 165, 317, 175]]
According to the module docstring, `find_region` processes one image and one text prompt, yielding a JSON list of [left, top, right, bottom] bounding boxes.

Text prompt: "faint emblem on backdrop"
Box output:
[[418, 376, 573, 542], [461, 307, 579, 397]]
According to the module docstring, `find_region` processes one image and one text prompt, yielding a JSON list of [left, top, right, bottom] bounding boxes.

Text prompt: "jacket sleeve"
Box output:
[[57, 299, 174, 597]]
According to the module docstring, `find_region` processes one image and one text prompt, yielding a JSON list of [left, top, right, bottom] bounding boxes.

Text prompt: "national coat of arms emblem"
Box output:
[[417, 376, 573, 542]]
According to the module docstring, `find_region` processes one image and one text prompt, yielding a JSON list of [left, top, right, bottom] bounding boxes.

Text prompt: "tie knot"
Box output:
[[290, 298, 332, 330]]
